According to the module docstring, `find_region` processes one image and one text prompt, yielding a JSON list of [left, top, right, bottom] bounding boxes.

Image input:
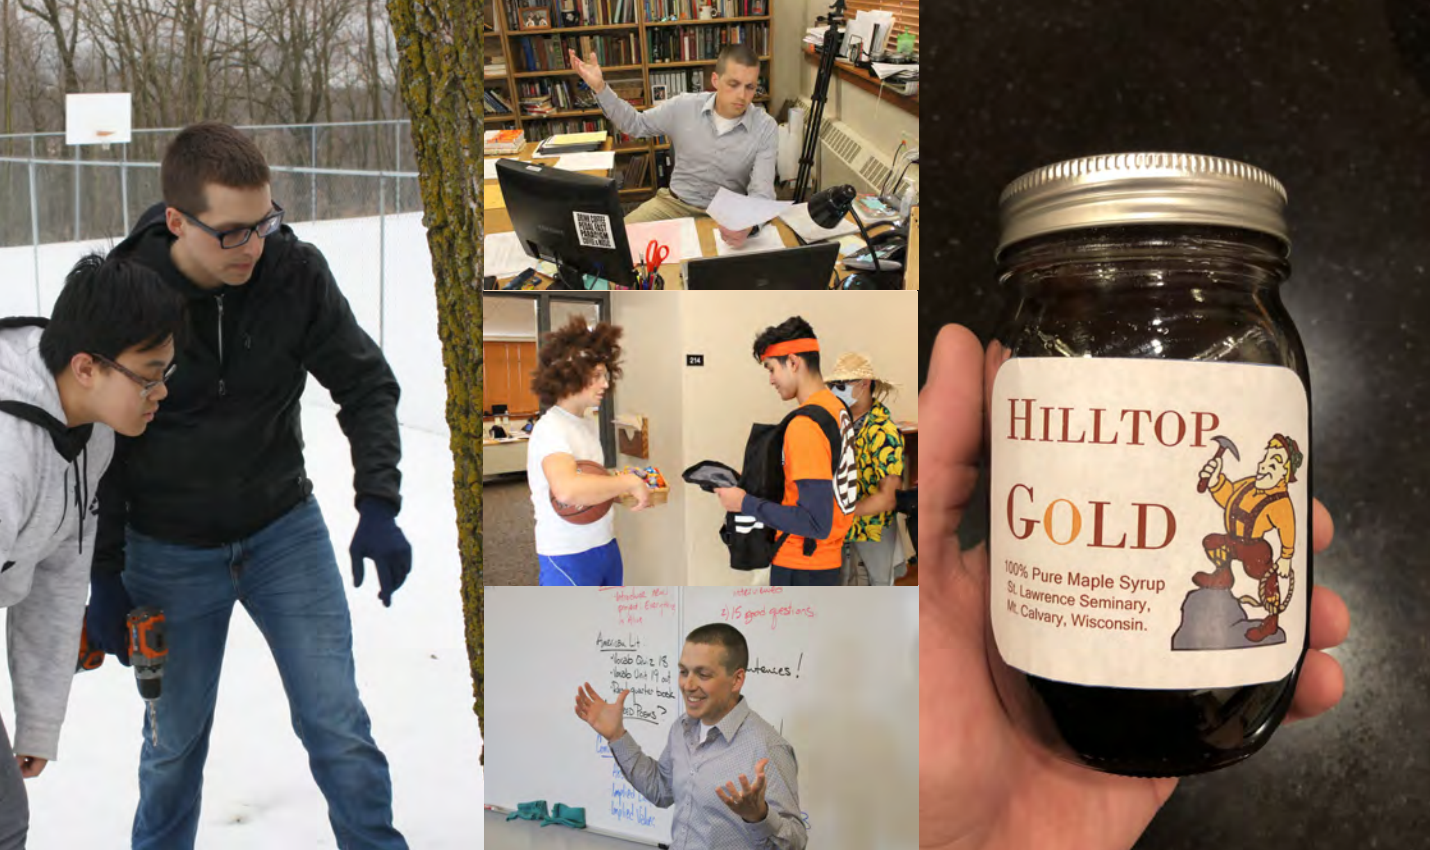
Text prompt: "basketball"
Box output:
[[550, 460, 615, 524]]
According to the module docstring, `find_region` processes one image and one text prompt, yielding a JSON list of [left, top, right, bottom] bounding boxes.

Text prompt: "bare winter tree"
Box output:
[[17, 0, 79, 95], [384, 0, 483, 747], [8, 0, 402, 132]]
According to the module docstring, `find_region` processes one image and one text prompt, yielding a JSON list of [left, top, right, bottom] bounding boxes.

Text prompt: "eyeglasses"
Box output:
[[175, 202, 284, 249], [90, 353, 177, 400]]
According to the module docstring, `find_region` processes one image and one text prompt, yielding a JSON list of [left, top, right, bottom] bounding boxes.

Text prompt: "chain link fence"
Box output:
[[0, 120, 421, 246], [0, 120, 448, 434]]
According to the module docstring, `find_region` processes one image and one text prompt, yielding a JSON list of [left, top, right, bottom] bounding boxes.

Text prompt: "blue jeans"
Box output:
[[538, 539, 624, 585], [121, 498, 406, 850]]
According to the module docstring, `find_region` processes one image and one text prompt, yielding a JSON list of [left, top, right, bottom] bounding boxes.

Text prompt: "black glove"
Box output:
[[348, 497, 412, 607], [87, 572, 133, 666]]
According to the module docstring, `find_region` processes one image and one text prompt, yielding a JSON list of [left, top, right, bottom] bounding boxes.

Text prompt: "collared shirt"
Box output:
[[848, 401, 906, 543], [595, 87, 778, 208], [608, 697, 806, 850]]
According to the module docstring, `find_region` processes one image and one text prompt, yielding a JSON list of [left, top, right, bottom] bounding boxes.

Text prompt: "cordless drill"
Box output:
[[76, 607, 168, 745], [127, 607, 167, 746]]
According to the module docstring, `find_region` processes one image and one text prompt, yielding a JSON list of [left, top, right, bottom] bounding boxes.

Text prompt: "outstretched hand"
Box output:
[[919, 324, 1351, 850], [715, 757, 770, 823], [568, 50, 606, 93], [574, 682, 629, 742]]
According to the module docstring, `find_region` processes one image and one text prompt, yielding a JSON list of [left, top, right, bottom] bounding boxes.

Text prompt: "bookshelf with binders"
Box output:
[[491, 0, 774, 201]]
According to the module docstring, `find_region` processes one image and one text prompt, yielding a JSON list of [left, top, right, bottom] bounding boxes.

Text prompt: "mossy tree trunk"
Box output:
[[384, 0, 484, 750]]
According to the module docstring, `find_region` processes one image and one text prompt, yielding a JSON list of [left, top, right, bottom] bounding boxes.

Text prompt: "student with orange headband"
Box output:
[[714, 317, 859, 586]]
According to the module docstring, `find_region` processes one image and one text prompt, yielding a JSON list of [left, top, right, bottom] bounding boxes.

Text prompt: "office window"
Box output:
[[845, 0, 919, 52]]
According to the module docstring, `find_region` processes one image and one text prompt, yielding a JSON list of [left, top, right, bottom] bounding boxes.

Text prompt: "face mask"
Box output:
[[831, 383, 858, 408]]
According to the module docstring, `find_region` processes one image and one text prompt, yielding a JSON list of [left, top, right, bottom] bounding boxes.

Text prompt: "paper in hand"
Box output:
[[706, 188, 793, 233]]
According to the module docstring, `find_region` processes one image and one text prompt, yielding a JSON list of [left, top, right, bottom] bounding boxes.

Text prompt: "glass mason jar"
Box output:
[[987, 153, 1312, 777]]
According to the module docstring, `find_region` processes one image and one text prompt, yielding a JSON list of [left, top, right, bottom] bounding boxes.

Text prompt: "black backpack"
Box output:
[[717, 403, 858, 571]]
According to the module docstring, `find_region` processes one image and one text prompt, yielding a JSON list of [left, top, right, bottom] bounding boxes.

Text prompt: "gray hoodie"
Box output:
[[0, 322, 113, 761]]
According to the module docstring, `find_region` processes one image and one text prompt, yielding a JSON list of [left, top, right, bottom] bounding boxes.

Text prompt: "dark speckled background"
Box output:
[[919, 0, 1430, 846]]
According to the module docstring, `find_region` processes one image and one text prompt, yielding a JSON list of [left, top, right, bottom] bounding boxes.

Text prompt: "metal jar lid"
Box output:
[[996, 152, 1289, 256]]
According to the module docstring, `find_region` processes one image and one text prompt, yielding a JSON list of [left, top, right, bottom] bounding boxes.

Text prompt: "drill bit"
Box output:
[[147, 701, 158, 748]]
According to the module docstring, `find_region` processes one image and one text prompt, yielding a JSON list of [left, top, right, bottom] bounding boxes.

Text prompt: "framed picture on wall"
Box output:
[[519, 5, 551, 29]]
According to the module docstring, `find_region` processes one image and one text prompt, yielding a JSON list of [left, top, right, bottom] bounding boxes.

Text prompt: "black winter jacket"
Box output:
[[93, 205, 401, 573]]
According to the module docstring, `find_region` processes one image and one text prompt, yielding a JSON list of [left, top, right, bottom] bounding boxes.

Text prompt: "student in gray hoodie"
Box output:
[[0, 254, 185, 848]]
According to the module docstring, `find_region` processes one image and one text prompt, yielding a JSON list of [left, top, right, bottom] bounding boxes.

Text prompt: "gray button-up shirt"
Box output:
[[608, 697, 807, 850], [595, 86, 778, 208]]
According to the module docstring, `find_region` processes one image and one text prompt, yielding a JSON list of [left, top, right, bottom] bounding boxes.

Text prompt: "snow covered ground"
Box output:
[[0, 214, 485, 846]]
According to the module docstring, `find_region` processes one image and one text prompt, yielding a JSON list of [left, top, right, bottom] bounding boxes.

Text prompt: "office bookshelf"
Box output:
[[488, 0, 774, 202]]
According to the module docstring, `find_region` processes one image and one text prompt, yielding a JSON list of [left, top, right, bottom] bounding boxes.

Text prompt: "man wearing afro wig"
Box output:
[[526, 316, 652, 585]]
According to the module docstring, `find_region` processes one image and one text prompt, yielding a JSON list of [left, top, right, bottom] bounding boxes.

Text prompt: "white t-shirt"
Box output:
[[712, 111, 741, 136], [527, 405, 616, 556]]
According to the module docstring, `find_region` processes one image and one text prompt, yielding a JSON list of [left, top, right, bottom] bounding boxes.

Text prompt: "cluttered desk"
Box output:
[[483, 130, 912, 291]]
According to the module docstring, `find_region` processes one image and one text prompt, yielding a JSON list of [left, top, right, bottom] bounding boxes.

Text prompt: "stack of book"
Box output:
[[484, 128, 526, 155], [520, 94, 557, 116]]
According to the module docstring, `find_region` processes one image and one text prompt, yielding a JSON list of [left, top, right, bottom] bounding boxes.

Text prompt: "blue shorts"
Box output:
[[539, 539, 624, 586], [771, 565, 841, 586]]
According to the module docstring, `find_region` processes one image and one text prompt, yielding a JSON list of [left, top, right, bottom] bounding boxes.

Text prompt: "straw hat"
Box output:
[[826, 352, 899, 400]]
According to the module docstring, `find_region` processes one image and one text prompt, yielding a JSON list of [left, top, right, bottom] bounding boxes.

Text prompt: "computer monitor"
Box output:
[[684, 242, 841, 290], [496, 159, 637, 290]]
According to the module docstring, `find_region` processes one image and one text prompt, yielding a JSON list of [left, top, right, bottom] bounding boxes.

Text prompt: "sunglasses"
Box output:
[[174, 202, 284, 249], [90, 353, 177, 400]]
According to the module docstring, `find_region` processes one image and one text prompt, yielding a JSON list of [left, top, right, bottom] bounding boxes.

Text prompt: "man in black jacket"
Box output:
[[86, 122, 411, 850]]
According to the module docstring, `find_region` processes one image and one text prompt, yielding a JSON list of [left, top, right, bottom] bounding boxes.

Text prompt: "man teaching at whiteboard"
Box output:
[[575, 623, 807, 849]]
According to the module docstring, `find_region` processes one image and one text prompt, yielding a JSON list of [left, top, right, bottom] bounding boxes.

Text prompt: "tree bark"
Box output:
[[383, 0, 484, 755]]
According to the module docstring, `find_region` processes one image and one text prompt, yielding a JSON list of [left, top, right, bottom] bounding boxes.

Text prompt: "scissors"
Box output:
[[645, 239, 670, 278]]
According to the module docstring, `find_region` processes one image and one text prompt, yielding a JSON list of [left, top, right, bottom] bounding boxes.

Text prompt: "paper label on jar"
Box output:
[[990, 358, 1309, 690]]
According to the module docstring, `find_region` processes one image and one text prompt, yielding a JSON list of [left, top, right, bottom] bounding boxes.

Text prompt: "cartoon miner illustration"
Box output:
[[1192, 433, 1303, 643]]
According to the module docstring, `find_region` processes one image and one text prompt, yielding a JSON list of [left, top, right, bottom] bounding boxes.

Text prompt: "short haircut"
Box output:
[[531, 315, 624, 407], [40, 253, 188, 376], [715, 43, 761, 76], [752, 315, 820, 374], [161, 122, 271, 214], [685, 623, 749, 674]]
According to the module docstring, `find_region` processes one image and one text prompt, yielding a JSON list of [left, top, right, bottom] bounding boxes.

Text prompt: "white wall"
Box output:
[[610, 292, 688, 585]]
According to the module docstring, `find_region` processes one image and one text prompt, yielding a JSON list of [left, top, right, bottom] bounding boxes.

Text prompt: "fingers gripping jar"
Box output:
[[988, 153, 1311, 776]]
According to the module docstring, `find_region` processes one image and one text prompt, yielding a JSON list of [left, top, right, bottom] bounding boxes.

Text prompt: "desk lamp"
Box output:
[[808, 184, 894, 290]]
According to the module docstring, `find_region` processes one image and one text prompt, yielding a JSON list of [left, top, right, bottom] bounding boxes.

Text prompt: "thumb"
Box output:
[[615, 689, 631, 709], [755, 757, 769, 776], [350, 550, 366, 588]]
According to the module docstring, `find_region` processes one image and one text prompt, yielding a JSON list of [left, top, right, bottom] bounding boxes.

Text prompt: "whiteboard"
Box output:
[[484, 587, 919, 849]]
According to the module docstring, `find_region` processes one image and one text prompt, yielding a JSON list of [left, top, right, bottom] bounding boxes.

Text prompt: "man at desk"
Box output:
[[569, 44, 777, 248]]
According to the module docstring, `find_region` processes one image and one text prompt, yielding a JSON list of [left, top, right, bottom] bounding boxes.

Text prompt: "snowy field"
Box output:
[[0, 214, 485, 847]]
